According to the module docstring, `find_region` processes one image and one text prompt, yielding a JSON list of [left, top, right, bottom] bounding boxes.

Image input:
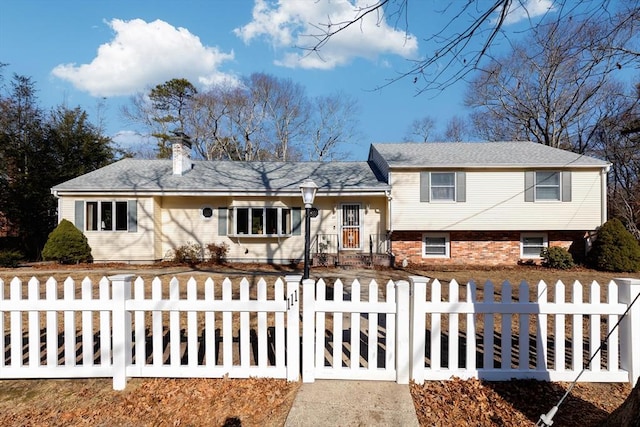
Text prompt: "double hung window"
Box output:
[[535, 171, 560, 201], [420, 171, 465, 203], [430, 172, 456, 201], [423, 233, 450, 258], [521, 233, 548, 258]]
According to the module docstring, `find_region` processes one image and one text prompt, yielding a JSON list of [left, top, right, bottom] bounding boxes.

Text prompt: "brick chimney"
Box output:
[[171, 131, 192, 175]]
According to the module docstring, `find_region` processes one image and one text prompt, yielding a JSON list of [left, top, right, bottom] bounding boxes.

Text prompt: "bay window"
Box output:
[[233, 207, 292, 236]]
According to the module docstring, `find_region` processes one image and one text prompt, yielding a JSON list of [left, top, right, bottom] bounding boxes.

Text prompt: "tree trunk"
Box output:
[[599, 378, 640, 426]]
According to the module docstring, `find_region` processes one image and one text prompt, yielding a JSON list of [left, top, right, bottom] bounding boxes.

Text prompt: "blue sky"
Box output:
[[0, 0, 557, 160]]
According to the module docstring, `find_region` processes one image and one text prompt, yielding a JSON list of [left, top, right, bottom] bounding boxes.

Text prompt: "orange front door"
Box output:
[[341, 204, 361, 249]]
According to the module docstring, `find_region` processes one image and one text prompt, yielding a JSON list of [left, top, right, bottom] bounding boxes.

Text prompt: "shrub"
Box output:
[[42, 219, 92, 264], [541, 246, 574, 270], [206, 242, 229, 264], [587, 218, 640, 272], [0, 249, 23, 267], [172, 242, 204, 266]]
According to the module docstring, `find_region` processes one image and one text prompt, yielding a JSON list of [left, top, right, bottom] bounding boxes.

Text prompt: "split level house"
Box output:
[[51, 139, 610, 267]]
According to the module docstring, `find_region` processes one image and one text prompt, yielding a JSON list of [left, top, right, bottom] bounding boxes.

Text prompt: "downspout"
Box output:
[[385, 189, 393, 260], [51, 189, 62, 223], [601, 165, 610, 226]]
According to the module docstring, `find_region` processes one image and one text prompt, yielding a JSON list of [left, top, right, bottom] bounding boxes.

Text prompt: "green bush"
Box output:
[[206, 242, 229, 264], [541, 246, 574, 270], [587, 218, 640, 272], [0, 249, 23, 267], [42, 219, 93, 264], [172, 242, 204, 266]]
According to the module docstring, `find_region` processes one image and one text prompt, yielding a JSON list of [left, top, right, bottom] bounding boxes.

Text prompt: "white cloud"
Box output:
[[52, 19, 236, 97], [234, 0, 418, 69], [502, 0, 555, 25]]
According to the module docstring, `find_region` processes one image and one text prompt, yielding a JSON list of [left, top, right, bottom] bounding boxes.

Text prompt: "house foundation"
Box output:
[[390, 230, 588, 266]]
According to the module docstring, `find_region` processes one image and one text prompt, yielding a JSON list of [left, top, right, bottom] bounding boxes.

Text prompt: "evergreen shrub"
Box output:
[[42, 219, 93, 264], [0, 249, 23, 268], [587, 218, 640, 272], [541, 246, 574, 270]]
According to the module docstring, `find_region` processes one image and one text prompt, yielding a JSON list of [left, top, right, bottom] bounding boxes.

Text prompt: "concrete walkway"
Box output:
[[284, 380, 419, 426]]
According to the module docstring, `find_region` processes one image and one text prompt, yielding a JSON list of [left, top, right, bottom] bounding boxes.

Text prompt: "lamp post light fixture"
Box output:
[[300, 179, 318, 280]]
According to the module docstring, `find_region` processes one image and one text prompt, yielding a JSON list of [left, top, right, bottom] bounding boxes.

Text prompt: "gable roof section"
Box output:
[[370, 141, 610, 169], [52, 159, 390, 196]]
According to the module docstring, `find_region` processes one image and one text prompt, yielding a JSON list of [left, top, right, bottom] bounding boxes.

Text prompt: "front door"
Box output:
[[340, 204, 361, 249]]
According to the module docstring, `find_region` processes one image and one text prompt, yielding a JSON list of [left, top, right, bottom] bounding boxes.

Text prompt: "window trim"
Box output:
[[422, 232, 450, 258], [231, 206, 293, 237], [535, 171, 561, 201], [201, 206, 214, 219], [520, 233, 548, 258], [430, 172, 456, 202], [85, 200, 131, 232]]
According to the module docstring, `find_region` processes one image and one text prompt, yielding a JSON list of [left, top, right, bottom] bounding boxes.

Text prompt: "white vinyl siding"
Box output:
[[391, 169, 603, 231], [61, 194, 387, 264], [61, 197, 155, 262]]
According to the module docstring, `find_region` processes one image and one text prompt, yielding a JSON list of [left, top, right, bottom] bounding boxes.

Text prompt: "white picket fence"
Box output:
[[408, 276, 640, 385], [0, 274, 301, 390], [2, 274, 639, 390]]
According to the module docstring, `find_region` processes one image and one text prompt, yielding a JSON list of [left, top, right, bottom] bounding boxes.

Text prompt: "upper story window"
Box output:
[[233, 207, 292, 236], [430, 172, 456, 201], [86, 201, 129, 231], [525, 171, 571, 202], [535, 171, 560, 200], [420, 171, 466, 203]]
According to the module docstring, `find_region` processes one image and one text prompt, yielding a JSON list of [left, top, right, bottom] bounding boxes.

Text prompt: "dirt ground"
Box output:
[[1, 262, 638, 426]]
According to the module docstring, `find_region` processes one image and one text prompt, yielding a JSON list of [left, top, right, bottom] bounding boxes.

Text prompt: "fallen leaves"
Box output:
[[410, 378, 630, 427], [0, 377, 300, 427]]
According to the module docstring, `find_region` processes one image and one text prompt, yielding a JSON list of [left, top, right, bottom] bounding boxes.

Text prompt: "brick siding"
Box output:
[[391, 230, 588, 266]]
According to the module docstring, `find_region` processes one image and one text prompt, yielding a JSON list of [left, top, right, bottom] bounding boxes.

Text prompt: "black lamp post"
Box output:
[[300, 180, 318, 280]]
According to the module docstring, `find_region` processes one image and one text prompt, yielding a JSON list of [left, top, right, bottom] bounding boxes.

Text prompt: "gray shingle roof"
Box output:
[[370, 141, 609, 169], [52, 159, 390, 194]]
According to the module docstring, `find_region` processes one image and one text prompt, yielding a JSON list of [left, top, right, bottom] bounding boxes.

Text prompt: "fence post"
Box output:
[[409, 276, 429, 384], [302, 278, 315, 383], [616, 278, 640, 387], [396, 280, 411, 384], [285, 275, 301, 382], [110, 274, 133, 390]]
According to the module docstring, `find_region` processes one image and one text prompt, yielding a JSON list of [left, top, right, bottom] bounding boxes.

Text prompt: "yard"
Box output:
[[1, 262, 639, 426]]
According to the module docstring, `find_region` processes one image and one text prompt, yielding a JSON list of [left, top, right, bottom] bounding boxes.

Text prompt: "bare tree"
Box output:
[[442, 115, 468, 142], [124, 73, 361, 161], [594, 83, 640, 239], [308, 92, 361, 161], [465, 17, 635, 153], [248, 73, 309, 161], [121, 78, 197, 158], [305, 1, 639, 94], [403, 116, 436, 142]]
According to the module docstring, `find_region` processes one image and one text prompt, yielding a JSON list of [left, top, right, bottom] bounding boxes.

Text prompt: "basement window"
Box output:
[[423, 233, 450, 258], [521, 233, 548, 258]]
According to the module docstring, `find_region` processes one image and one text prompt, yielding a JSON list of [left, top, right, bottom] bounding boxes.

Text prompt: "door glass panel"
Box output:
[[341, 204, 361, 249]]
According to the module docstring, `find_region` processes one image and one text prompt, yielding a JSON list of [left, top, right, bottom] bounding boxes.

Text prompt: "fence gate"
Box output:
[[301, 278, 411, 383]]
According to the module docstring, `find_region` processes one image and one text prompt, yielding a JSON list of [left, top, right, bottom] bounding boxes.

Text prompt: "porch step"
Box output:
[[338, 253, 391, 268]]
